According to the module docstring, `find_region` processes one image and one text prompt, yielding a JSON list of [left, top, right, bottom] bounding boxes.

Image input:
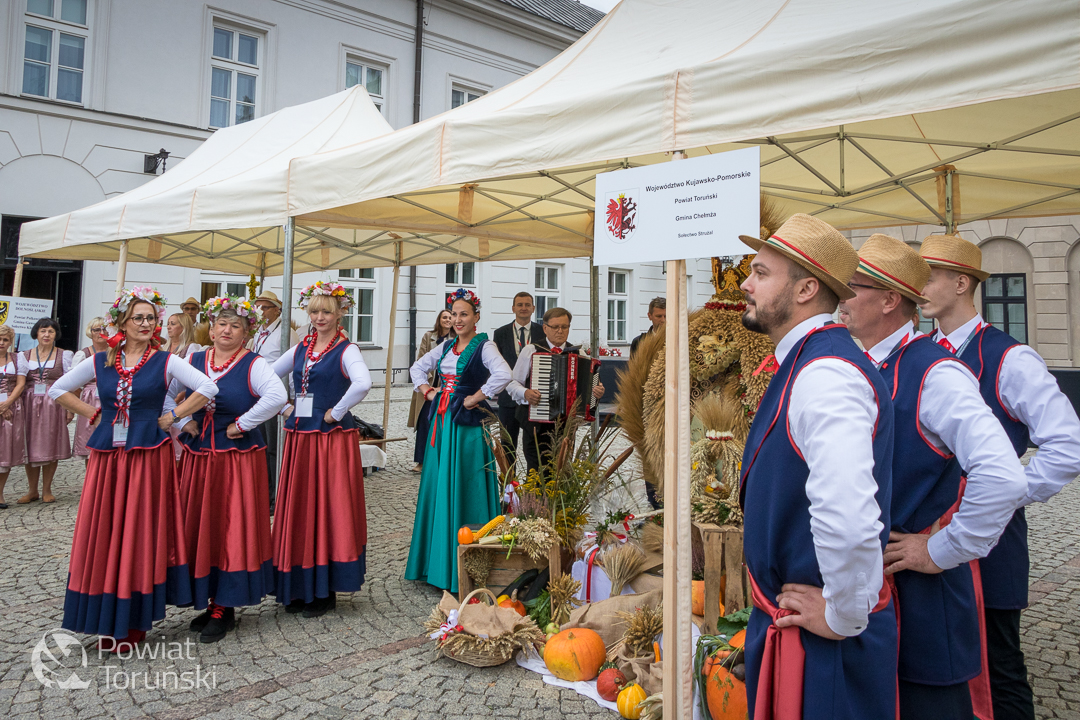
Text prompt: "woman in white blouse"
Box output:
[[0, 325, 28, 509], [70, 317, 109, 463], [50, 287, 216, 652], [270, 282, 372, 619], [165, 312, 201, 358], [20, 318, 73, 504], [405, 289, 512, 593]]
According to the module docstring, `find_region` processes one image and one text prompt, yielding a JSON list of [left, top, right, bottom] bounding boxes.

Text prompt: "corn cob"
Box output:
[[475, 515, 505, 539]]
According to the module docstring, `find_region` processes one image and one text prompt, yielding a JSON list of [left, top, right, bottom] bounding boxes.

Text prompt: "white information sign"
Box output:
[[0, 295, 54, 334], [593, 147, 760, 265]]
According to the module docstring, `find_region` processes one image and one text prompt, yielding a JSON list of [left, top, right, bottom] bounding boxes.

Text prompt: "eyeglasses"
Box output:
[[847, 282, 888, 292], [545, 324, 570, 332], [129, 315, 157, 325], [90, 326, 105, 333]]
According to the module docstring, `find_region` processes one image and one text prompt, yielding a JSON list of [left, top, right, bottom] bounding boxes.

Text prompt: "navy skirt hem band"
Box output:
[[61, 565, 192, 638], [272, 553, 366, 605], [188, 560, 275, 609]]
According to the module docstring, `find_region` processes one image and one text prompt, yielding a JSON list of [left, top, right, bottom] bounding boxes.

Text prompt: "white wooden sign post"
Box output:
[[594, 148, 759, 719]]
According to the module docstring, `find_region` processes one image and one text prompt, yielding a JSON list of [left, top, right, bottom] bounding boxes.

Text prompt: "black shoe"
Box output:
[[199, 605, 235, 643], [189, 607, 215, 632], [302, 593, 336, 618], [285, 598, 306, 614], [0, 503, 8, 509]]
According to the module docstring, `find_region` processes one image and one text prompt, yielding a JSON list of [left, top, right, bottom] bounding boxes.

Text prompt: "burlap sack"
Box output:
[[437, 590, 523, 638], [616, 645, 664, 696], [563, 589, 663, 646]]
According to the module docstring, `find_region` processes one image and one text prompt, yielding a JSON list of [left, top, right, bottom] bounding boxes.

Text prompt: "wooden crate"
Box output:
[[456, 541, 562, 602], [694, 522, 749, 634]]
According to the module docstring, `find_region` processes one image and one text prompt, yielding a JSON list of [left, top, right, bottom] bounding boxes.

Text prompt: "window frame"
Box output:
[[534, 263, 561, 317], [606, 270, 629, 343], [448, 76, 490, 111], [982, 272, 1028, 345], [20, 1, 90, 106], [206, 17, 267, 130], [336, 272, 377, 346], [445, 262, 477, 288], [344, 55, 387, 116]]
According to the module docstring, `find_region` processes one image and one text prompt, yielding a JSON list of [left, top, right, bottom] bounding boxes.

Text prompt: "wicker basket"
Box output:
[[430, 588, 538, 668]]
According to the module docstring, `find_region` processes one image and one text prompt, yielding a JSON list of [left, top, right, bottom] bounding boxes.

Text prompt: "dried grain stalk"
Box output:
[[600, 543, 646, 597]]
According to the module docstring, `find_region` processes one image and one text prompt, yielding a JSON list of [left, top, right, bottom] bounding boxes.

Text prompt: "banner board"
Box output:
[[593, 147, 760, 265], [0, 295, 54, 334]]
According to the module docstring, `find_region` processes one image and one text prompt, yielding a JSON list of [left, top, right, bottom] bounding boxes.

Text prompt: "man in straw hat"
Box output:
[[919, 234, 1080, 720], [737, 213, 897, 720], [247, 290, 300, 511], [840, 233, 1026, 720], [181, 296, 211, 346]]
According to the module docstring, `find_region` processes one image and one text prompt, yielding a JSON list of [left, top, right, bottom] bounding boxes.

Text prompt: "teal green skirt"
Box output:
[[404, 413, 500, 592]]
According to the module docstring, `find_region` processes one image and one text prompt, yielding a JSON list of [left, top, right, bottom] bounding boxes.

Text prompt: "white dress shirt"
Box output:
[[505, 340, 578, 406], [27, 349, 73, 374], [410, 338, 511, 399], [513, 322, 532, 355], [775, 313, 884, 637], [1, 354, 29, 377], [934, 314, 1080, 508], [271, 343, 372, 421], [249, 318, 300, 363], [51, 352, 218, 402], [167, 352, 288, 432], [866, 322, 1028, 570]]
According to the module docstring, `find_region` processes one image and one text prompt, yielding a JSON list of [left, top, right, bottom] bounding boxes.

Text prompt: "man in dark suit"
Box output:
[[492, 291, 545, 466], [629, 296, 666, 357]]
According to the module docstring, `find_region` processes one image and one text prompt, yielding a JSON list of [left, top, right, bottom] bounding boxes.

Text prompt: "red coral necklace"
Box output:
[[209, 345, 245, 373]]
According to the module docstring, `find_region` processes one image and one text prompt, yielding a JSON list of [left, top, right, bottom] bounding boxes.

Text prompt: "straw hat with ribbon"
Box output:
[[254, 290, 283, 308], [180, 296, 201, 310], [855, 234, 930, 303], [918, 234, 990, 281], [739, 213, 859, 301]]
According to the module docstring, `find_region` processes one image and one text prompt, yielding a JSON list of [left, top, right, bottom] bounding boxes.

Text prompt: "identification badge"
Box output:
[[0, 392, 7, 403], [112, 420, 129, 447], [294, 394, 314, 418], [34, 382, 48, 397]]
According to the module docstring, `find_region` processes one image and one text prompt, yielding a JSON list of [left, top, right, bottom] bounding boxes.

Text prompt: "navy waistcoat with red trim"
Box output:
[[286, 339, 357, 433], [182, 351, 265, 452], [427, 335, 493, 427], [89, 349, 170, 451], [960, 324, 1030, 609], [740, 324, 896, 719], [879, 336, 980, 684]]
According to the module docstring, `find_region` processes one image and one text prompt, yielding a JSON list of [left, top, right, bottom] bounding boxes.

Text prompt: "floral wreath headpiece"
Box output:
[[104, 286, 168, 348], [298, 280, 353, 312], [202, 295, 264, 327], [446, 288, 480, 310]]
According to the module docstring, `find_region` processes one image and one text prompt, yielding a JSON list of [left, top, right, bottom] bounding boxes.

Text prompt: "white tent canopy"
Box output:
[[285, 0, 1080, 247], [19, 87, 396, 275]]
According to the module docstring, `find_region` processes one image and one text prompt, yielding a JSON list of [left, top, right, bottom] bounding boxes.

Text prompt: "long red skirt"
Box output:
[[272, 428, 367, 605], [63, 444, 191, 638], [178, 448, 274, 609]]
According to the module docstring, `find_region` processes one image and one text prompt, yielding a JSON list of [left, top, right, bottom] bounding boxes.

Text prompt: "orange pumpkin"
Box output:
[[499, 596, 526, 616], [617, 683, 648, 719], [729, 629, 746, 649], [706, 663, 748, 720], [543, 628, 606, 682], [691, 580, 726, 617], [457, 526, 474, 545]]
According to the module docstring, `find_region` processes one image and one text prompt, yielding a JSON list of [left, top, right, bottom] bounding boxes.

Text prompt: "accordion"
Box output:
[[528, 350, 602, 423]]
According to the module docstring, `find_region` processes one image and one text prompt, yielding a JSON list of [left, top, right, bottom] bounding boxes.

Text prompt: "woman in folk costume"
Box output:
[[169, 296, 286, 643], [0, 325, 28, 509], [407, 309, 453, 473], [406, 289, 512, 592], [71, 317, 109, 463], [271, 281, 372, 618], [20, 317, 73, 504], [49, 287, 216, 652]]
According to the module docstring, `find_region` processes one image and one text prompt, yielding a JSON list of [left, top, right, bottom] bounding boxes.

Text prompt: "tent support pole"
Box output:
[[12, 257, 25, 297], [589, 259, 599, 440], [115, 240, 129, 294], [662, 152, 693, 720], [945, 169, 955, 233], [382, 242, 402, 449], [278, 218, 295, 477]]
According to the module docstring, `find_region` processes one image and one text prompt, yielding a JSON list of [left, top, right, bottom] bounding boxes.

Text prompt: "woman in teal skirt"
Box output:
[[406, 290, 512, 592]]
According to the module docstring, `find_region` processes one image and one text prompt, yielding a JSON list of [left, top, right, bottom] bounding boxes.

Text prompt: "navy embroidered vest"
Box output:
[[182, 351, 265, 453], [960, 324, 1030, 609], [879, 336, 980, 684], [741, 324, 894, 602], [89, 350, 170, 451], [427, 335, 493, 428], [286, 339, 358, 433]]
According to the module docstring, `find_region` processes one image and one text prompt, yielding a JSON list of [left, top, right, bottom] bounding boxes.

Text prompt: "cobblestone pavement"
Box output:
[[0, 389, 1077, 719]]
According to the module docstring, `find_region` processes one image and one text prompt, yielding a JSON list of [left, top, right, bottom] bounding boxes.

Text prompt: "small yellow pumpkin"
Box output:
[[617, 683, 648, 719]]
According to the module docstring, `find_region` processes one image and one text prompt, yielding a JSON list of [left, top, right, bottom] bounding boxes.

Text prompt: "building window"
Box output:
[[225, 282, 247, 297], [983, 274, 1027, 344], [210, 25, 260, 128], [534, 264, 560, 316], [607, 270, 628, 342], [341, 288, 374, 343], [201, 282, 221, 303], [451, 86, 483, 109], [22, 0, 88, 104], [345, 59, 385, 114], [445, 262, 476, 287], [339, 268, 375, 280]]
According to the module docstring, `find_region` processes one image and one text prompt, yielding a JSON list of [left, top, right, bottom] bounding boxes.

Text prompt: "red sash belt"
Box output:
[[428, 375, 458, 448], [916, 478, 994, 720], [747, 569, 893, 720]]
